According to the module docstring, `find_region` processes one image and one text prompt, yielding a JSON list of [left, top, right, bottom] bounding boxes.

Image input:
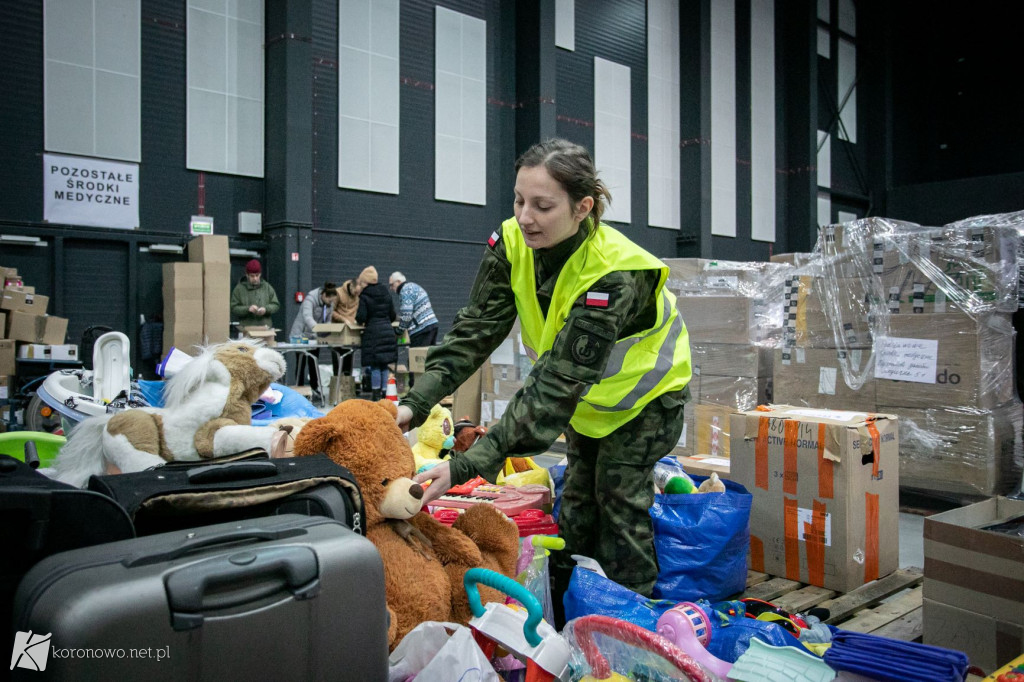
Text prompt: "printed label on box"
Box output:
[[874, 336, 938, 383], [818, 366, 837, 395], [796, 507, 832, 546], [677, 422, 688, 447], [493, 399, 509, 420]]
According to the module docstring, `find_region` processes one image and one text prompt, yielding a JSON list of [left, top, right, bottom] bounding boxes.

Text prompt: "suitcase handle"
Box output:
[[123, 527, 307, 567], [165, 545, 321, 631], [186, 460, 279, 484]]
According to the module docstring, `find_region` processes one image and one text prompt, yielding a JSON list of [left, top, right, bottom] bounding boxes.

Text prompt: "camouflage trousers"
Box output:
[[551, 389, 688, 616]]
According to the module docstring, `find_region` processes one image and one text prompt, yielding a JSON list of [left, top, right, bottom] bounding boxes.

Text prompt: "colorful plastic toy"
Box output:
[[655, 601, 732, 679], [463, 567, 571, 682], [573, 614, 713, 682]]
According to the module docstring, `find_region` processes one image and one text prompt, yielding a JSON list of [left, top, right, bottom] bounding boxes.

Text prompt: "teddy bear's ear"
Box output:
[[376, 399, 398, 418], [292, 417, 341, 456]]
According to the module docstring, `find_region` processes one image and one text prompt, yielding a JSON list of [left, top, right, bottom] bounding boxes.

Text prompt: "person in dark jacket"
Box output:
[[230, 259, 281, 328], [355, 266, 397, 401]]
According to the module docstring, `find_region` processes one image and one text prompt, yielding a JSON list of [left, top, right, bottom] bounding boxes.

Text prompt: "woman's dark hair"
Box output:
[[515, 138, 612, 225], [322, 282, 338, 297]]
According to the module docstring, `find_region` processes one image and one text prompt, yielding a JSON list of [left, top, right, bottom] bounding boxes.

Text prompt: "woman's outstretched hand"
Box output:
[[412, 461, 452, 506]]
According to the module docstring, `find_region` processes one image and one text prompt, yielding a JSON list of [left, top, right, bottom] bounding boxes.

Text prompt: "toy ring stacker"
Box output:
[[463, 567, 571, 682], [573, 614, 713, 682]]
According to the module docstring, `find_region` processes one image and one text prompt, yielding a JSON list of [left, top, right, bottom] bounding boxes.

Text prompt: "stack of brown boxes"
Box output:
[[773, 217, 1022, 497], [0, 264, 72, 426], [162, 262, 204, 354], [188, 235, 231, 345], [664, 259, 788, 474]]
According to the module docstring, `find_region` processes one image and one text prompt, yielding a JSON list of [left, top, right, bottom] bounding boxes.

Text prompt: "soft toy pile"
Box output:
[[293, 398, 520, 649]]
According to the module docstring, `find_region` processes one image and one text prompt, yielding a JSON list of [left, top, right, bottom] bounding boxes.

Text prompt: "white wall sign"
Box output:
[[43, 153, 139, 230], [874, 336, 938, 383]]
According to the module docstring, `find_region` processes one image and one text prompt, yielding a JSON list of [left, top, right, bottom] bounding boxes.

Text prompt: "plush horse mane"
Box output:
[[162, 339, 263, 408]]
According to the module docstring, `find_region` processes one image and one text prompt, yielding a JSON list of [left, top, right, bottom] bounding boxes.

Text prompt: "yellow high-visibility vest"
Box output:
[[503, 217, 692, 437]]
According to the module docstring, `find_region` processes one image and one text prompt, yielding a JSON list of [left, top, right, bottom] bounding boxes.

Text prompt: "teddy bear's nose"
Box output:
[[409, 484, 424, 500]]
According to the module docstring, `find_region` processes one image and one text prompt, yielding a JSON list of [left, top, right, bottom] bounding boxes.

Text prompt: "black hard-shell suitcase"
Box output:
[[88, 451, 365, 537], [0, 453, 134, 676], [12, 514, 388, 681]]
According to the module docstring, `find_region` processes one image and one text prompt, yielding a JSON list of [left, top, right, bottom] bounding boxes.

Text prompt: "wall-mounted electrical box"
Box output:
[[238, 211, 262, 235]]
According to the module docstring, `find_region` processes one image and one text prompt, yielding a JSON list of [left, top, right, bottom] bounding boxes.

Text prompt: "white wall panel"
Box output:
[[710, 0, 736, 237], [838, 38, 857, 143], [339, 0, 399, 194], [750, 0, 775, 242], [434, 7, 487, 205], [555, 0, 575, 51], [647, 0, 680, 230], [187, 0, 264, 177], [595, 57, 632, 224], [44, 0, 140, 162]]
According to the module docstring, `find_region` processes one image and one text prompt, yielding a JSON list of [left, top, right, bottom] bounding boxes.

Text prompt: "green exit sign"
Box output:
[[190, 215, 214, 235]]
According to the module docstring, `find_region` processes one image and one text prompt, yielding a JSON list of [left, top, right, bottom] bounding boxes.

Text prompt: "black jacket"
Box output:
[[356, 282, 397, 367]]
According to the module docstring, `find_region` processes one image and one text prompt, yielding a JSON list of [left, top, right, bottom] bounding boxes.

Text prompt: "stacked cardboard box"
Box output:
[[162, 262, 204, 354], [731, 405, 900, 592], [923, 496, 1024, 672], [188, 235, 231, 344], [0, 266, 70, 349], [665, 259, 788, 473], [778, 217, 1023, 497]]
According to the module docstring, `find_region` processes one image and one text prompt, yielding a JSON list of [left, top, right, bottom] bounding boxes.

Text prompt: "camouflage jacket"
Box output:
[[402, 221, 684, 486]]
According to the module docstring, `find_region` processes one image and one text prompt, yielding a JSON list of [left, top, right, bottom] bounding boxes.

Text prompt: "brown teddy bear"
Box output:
[[292, 398, 520, 649]]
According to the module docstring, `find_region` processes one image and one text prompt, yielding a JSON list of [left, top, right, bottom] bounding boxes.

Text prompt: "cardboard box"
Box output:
[[452, 362, 484, 425], [49, 344, 78, 361], [17, 343, 49, 359], [202, 262, 231, 344], [0, 311, 5, 338], [242, 326, 278, 347], [788, 275, 875, 348], [0, 266, 20, 289], [923, 496, 1024, 672], [678, 454, 731, 478], [5, 312, 68, 345], [731, 405, 900, 592], [774, 347, 877, 412], [877, 311, 1015, 409], [691, 343, 772, 378], [408, 346, 430, 374], [880, 401, 1022, 497], [1, 290, 49, 315], [697, 374, 769, 410], [0, 375, 8, 401], [770, 252, 816, 268], [669, 401, 696, 458], [0, 340, 14, 376], [187, 235, 230, 264], [311, 322, 362, 346], [694, 403, 735, 458], [676, 295, 771, 344]]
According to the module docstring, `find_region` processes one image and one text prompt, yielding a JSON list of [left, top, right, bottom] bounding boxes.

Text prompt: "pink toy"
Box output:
[[656, 602, 732, 679]]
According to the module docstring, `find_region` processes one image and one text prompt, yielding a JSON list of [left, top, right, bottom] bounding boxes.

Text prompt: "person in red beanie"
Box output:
[[230, 258, 281, 328]]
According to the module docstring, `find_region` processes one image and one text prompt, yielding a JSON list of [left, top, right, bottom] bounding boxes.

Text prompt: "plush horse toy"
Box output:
[[44, 339, 288, 487]]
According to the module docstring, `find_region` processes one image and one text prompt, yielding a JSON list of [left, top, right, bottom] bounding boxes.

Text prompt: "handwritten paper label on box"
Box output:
[[874, 336, 938, 384]]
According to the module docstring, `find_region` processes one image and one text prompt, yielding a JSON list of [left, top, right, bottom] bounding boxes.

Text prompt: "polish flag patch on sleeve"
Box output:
[[487, 231, 500, 247], [585, 291, 611, 308]]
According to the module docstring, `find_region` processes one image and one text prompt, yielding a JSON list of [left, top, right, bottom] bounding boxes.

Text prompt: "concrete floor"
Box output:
[[898, 511, 926, 569]]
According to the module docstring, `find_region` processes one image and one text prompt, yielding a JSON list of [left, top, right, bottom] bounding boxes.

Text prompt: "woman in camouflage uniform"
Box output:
[[397, 139, 692, 622]]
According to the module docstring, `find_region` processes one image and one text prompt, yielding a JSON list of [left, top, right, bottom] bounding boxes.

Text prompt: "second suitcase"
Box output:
[[88, 451, 365, 536], [12, 514, 388, 681]]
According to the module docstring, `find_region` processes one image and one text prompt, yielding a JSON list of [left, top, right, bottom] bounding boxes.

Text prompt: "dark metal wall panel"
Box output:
[[308, 0, 517, 333], [554, 0, 682, 260], [61, 240, 130, 346], [0, 1, 44, 223]]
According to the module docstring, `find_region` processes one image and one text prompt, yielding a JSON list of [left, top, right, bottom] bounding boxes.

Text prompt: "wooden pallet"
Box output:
[[739, 566, 924, 641]]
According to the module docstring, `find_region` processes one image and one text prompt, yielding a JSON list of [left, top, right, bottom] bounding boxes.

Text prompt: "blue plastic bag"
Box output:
[[650, 475, 751, 603], [563, 566, 677, 632]]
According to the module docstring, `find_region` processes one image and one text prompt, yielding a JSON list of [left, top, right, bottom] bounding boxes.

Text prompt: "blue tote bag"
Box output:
[[650, 475, 752, 603]]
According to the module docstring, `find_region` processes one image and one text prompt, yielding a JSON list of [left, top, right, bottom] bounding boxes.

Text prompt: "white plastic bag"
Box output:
[[388, 621, 500, 682]]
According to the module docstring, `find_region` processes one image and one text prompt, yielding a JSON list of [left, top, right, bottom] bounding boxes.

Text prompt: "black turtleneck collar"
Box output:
[[534, 219, 591, 286]]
